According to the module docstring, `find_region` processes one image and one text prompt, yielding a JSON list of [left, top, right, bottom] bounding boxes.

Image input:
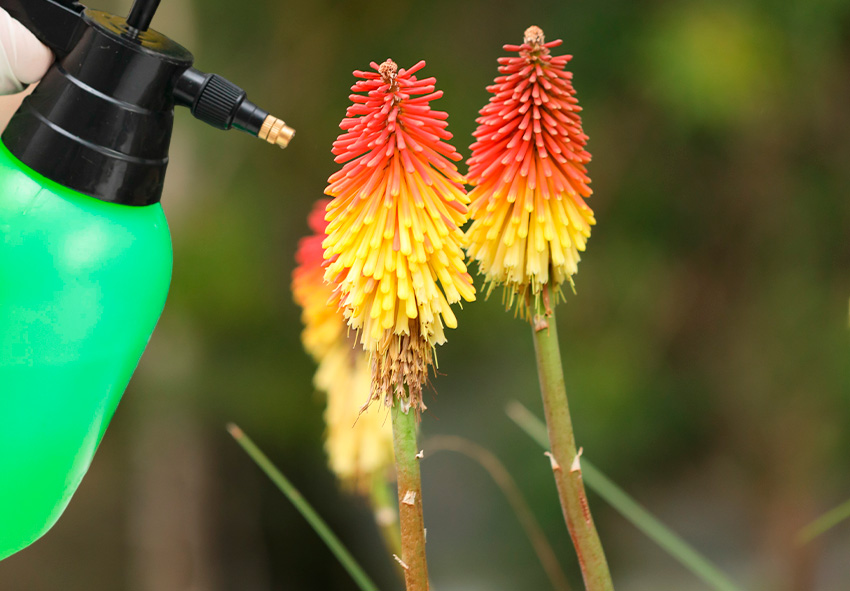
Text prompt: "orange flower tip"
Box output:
[[524, 25, 545, 46], [402, 60, 428, 77]]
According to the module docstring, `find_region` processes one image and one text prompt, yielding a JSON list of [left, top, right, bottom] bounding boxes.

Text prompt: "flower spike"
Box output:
[[466, 26, 595, 316], [324, 59, 475, 412], [293, 199, 394, 491], [293, 199, 343, 362]]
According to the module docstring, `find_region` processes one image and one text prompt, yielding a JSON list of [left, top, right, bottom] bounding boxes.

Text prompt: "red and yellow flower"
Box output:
[[293, 199, 394, 491], [323, 59, 475, 410], [293, 199, 342, 361], [466, 26, 594, 315]]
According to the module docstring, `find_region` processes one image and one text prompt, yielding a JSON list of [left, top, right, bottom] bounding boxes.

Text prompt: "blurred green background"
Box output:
[[2, 0, 850, 589]]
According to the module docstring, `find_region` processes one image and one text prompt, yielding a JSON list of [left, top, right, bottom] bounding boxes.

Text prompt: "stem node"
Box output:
[[544, 451, 562, 471], [570, 447, 584, 473]]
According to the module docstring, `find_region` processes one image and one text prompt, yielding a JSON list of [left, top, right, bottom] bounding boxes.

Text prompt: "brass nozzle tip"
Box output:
[[259, 115, 295, 149]]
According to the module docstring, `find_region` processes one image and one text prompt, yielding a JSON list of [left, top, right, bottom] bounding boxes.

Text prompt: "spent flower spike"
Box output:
[[293, 199, 394, 490], [323, 59, 475, 410], [466, 26, 594, 315]]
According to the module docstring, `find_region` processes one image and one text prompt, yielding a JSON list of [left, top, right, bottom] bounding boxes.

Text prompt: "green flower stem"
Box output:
[[507, 401, 745, 591], [391, 397, 429, 591], [531, 286, 614, 591], [227, 424, 380, 591], [370, 471, 403, 558]]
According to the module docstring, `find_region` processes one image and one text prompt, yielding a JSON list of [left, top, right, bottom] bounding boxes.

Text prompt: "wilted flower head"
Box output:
[[323, 59, 475, 411], [293, 199, 394, 490], [466, 26, 594, 315]]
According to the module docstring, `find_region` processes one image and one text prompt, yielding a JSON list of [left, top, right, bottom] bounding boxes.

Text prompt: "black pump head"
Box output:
[[0, 0, 294, 206]]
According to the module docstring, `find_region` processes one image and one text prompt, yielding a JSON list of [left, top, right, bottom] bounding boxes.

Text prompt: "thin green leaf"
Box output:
[[797, 498, 850, 544], [506, 402, 745, 591], [227, 424, 381, 591], [427, 435, 571, 591]]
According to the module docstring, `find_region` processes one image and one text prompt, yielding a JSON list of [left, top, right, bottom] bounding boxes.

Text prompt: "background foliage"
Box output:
[[2, 0, 850, 589]]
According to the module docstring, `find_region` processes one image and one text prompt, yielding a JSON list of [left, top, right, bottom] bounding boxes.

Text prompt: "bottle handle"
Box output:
[[0, 0, 85, 58]]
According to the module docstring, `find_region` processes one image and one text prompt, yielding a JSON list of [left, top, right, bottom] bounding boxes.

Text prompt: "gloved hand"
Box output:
[[0, 8, 52, 95]]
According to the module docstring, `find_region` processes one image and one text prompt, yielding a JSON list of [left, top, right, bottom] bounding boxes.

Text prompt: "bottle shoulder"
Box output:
[[0, 141, 173, 280], [0, 142, 171, 235]]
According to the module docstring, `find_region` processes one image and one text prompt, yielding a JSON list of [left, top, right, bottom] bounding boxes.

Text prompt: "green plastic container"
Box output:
[[0, 0, 290, 561], [0, 143, 172, 560]]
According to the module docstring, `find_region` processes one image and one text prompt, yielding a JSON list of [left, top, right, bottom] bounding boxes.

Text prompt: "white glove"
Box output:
[[0, 8, 53, 95]]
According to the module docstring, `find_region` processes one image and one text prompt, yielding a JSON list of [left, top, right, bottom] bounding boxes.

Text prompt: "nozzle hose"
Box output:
[[126, 0, 161, 32]]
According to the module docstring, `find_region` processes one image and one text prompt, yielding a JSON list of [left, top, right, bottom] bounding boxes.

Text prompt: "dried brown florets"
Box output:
[[378, 59, 398, 84], [370, 319, 432, 415], [524, 25, 545, 47]]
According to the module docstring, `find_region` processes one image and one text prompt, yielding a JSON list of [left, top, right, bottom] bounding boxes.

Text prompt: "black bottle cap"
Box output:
[[0, 0, 287, 206]]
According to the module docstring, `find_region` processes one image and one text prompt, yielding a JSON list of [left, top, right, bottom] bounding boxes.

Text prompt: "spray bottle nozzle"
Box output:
[[175, 68, 294, 149]]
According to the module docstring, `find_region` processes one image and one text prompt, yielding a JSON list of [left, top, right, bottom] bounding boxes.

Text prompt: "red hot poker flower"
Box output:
[[292, 199, 394, 492], [323, 59, 475, 410], [292, 199, 341, 361], [466, 26, 595, 315]]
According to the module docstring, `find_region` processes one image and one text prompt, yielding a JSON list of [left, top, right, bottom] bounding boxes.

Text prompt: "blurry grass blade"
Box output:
[[506, 402, 745, 591], [369, 473, 403, 558], [227, 424, 381, 591], [797, 498, 850, 544], [427, 435, 571, 591]]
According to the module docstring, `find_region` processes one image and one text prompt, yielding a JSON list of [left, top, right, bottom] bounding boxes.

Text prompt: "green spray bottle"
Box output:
[[0, 0, 293, 560]]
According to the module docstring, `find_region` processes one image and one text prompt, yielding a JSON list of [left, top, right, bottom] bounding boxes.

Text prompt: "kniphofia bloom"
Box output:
[[293, 199, 344, 362], [323, 59, 475, 410], [464, 28, 614, 591], [466, 26, 594, 315], [293, 199, 393, 490]]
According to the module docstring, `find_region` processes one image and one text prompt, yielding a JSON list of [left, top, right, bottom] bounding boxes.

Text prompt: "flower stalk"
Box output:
[[532, 284, 613, 591], [463, 25, 613, 586], [391, 396, 429, 591], [323, 58, 473, 590]]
